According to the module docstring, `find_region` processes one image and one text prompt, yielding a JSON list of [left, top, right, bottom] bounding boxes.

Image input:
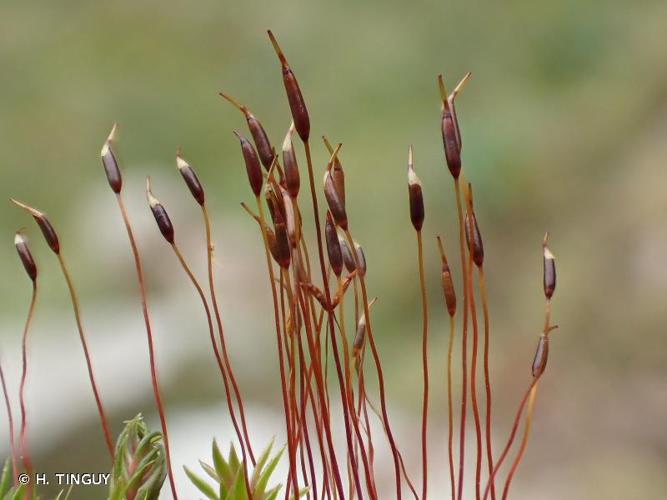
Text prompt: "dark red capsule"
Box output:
[[465, 210, 484, 267], [268, 31, 310, 142], [247, 112, 274, 171], [436, 236, 456, 317], [323, 136, 346, 205], [282, 123, 300, 198], [15, 232, 37, 281], [442, 106, 461, 179], [272, 221, 291, 269], [543, 234, 556, 300], [531, 335, 549, 378], [219, 92, 274, 170], [340, 236, 356, 274], [325, 211, 343, 277], [438, 76, 462, 179], [11, 200, 61, 255], [354, 241, 367, 277], [235, 131, 263, 197], [176, 154, 205, 205], [100, 124, 123, 194], [323, 170, 347, 230], [146, 179, 175, 244], [353, 313, 367, 356], [407, 146, 425, 232]]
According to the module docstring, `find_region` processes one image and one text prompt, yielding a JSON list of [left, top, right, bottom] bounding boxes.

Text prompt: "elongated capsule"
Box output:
[[531, 334, 549, 378], [353, 297, 377, 356], [354, 241, 367, 276], [279, 186, 298, 245], [324, 170, 348, 230], [100, 123, 123, 193], [353, 312, 367, 357], [219, 92, 274, 170], [436, 236, 456, 316], [268, 30, 310, 142], [543, 233, 556, 299], [438, 76, 462, 179], [265, 188, 284, 226], [340, 236, 356, 273], [407, 146, 425, 231], [283, 123, 300, 198], [176, 153, 205, 205], [448, 73, 470, 153], [272, 221, 291, 269], [10, 199, 60, 254], [323, 136, 345, 205], [325, 211, 343, 277], [234, 131, 263, 197], [465, 210, 484, 267], [15, 232, 37, 281], [146, 178, 175, 244]]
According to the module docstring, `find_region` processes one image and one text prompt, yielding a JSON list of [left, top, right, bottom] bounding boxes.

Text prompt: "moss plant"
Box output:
[[3, 30, 561, 500]]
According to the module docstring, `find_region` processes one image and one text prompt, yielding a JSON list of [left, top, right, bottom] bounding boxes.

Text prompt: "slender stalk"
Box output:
[[294, 280, 345, 498], [500, 384, 538, 500], [454, 179, 470, 500], [170, 242, 252, 496], [446, 314, 456, 499], [415, 230, 429, 499], [500, 298, 553, 499], [254, 196, 301, 497], [467, 253, 483, 500], [0, 359, 18, 485], [200, 204, 255, 464], [282, 268, 301, 500], [478, 268, 495, 500], [343, 228, 403, 499], [481, 378, 539, 500], [114, 195, 177, 499], [56, 254, 114, 460], [338, 276, 377, 500], [18, 281, 37, 478], [303, 140, 364, 498]]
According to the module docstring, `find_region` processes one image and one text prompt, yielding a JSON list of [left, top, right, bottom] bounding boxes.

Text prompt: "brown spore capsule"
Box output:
[[176, 153, 205, 205], [436, 236, 456, 317], [448, 72, 470, 153], [272, 221, 291, 269], [354, 241, 367, 277], [323, 170, 348, 230], [323, 136, 345, 205], [279, 186, 298, 245], [543, 233, 556, 300], [11, 199, 60, 254], [407, 145, 425, 231], [352, 298, 377, 356], [100, 123, 123, 193], [464, 186, 484, 267], [268, 30, 310, 142], [325, 211, 343, 277], [340, 236, 356, 273], [438, 75, 462, 179], [282, 123, 300, 198], [234, 131, 263, 197], [15, 232, 37, 281], [531, 335, 549, 378], [219, 92, 274, 170], [353, 314, 367, 357], [146, 178, 175, 244]]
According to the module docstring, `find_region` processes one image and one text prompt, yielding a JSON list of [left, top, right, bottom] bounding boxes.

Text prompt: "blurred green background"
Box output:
[[1, 0, 666, 498]]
